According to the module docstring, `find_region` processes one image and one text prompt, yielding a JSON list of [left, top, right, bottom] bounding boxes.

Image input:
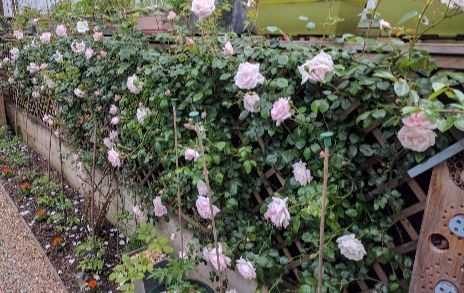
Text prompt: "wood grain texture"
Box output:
[[409, 162, 464, 292]]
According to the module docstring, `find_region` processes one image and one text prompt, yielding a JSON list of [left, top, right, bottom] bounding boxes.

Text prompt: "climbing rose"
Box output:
[[42, 114, 53, 126], [336, 234, 366, 261], [197, 179, 208, 196], [53, 51, 63, 62], [107, 148, 121, 167], [196, 195, 220, 219], [114, 95, 121, 101], [441, 0, 464, 10], [99, 50, 107, 58], [185, 148, 199, 161], [191, 0, 216, 20], [74, 88, 86, 98], [236, 257, 256, 280], [167, 10, 177, 20], [55, 24, 67, 37], [223, 41, 234, 56], [85, 48, 94, 59], [397, 126, 436, 152], [234, 62, 265, 90], [292, 160, 312, 186], [186, 38, 195, 46], [402, 112, 436, 129], [264, 197, 290, 228], [71, 41, 86, 53], [136, 106, 150, 124], [379, 19, 392, 31], [93, 31, 103, 42], [109, 105, 118, 115], [243, 93, 260, 113], [13, 30, 23, 40], [203, 243, 231, 271], [27, 63, 40, 73], [10, 48, 19, 61], [40, 63, 48, 70], [76, 20, 89, 33], [109, 130, 118, 140], [153, 196, 168, 217], [271, 97, 291, 126], [103, 137, 114, 149], [127, 74, 143, 94], [32, 91, 40, 98], [40, 32, 51, 44], [132, 205, 144, 218], [298, 51, 334, 84], [111, 117, 119, 126]]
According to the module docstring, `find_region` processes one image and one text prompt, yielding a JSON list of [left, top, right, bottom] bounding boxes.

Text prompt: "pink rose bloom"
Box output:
[[223, 41, 234, 56], [234, 62, 265, 90], [127, 74, 143, 94], [136, 106, 150, 124], [191, 0, 216, 20], [85, 47, 94, 59], [264, 197, 291, 228], [201, 111, 207, 119], [298, 51, 334, 84], [40, 32, 51, 44], [107, 148, 121, 167], [71, 41, 86, 53], [53, 51, 63, 62], [13, 30, 23, 40], [94, 90, 102, 97], [93, 31, 103, 42], [27, 62, 40, 74], [32, 91, 40, 98], [243, 93, 260, 113], [397, 126, 436, 152], [32, 78, 37, 85], [196, 195, 220, 219], [109, 104, 118, 115], [40, 63, 48, 70], [111, 117, 119, 126], [402, 112, 436, 130], [32, 18, 39, 25], [197, 179, 208, 196], [99, 50, 107, 58], [55, 25, 67, 37], [114, 94, 121, 101], [103, 137, 114, 149], [76, 20, 89, 34], [42, 114, 53, 126], [153, 196, 168, 217], [74, 88, 86, 98], [186, 38, 195, 46], [10, 48, 19, 61], [185, 148, 199, 161], [132, 205, 144, 218], [292, 160, 312, 186], [236, 257, 256, 280], [167, 10, 177, 20], [203, 243, 231, 271], [271, 97, 291, 126], [109, 130, 118, 140]]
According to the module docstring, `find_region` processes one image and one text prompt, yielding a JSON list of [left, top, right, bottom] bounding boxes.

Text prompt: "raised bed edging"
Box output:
[[4, 104, 257, 293]]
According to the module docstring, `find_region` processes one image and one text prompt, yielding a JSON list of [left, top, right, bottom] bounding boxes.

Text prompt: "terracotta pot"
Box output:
[[137, 15, 173, 35]]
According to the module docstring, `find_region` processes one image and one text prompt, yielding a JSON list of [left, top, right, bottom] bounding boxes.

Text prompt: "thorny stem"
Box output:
[[317, 147, 330, 293], [194, 123, 222, 292], [172, 105, 184, 265], [408, 0, 433, 59]]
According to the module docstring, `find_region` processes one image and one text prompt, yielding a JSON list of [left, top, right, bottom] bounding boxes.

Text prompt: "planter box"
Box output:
[[255, 0, 366, 36], [137, 15, 172, 35], [375, 0, 464, 37]]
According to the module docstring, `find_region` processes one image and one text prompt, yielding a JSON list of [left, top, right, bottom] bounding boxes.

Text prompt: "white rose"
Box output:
[[292, 160, 312, 186], [191, 0, 216, 20], [234, 62, 265, 90], [397, 125, 436, 152], [76, 20, 89, 33], [243, 93, 260, 113], [336, 234, 366, 261], [264, 197, 291, 228], [298, 51, 334, 84], [236, 257, 256, 280], [136, 106, 150, 124]]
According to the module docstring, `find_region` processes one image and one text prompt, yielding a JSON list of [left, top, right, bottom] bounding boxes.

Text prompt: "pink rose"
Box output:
[[223, 41, 234, 57], [42, 114, 53, 126], [271, 97, 291, 126], [243, 93, 260, 113], [13, 30, 23, 40], [109, 104, 118, 115], [186, 38, 195, 46], [74, 88, 86, 98], [32, 18, 39, 25], [99, 50, 107, 58], [292, 160, 312, 186], [167, 10, 177, 20], [40, 63, 48, 70], [27, 62, 40, 73], [402, 112, 436, 130], [114, 95, 121, 101], [71, 41, 86, 53], [153, 196, 168, 217], [32, 91, 40, 98], [111, 117, 119, 125], [136, 106, 150, 124], [234, 62, 265, 90], [185, 148, 199, 161], [236, 257, 256, 280], [298, 51, 334, 84], [397, 126, 436, 152], [196, 195, 220, 219], [40, 32, 51, 44], [9, 48, 19, 61], [197, 179, 208, 196], [55, 25, 67, 37], [109, 130, 118, 140], [264, 197, 290, 228], [127, 74, 143, 94], [203, 243, 231, 271], [93, 31, 103, 42], [107, 148, 121, 167], [53, 51, 63, 62], [191, 0, 216, 20], [132, 205, 144, 218], [85, 47, 94, 59], [103, 137, 114, 149]]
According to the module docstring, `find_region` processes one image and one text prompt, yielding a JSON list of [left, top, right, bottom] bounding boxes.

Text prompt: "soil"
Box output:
[[0, 139, 126, 292]]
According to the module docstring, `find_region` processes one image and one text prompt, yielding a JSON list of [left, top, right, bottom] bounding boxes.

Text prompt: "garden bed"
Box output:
[[0, 126, 124, 292]]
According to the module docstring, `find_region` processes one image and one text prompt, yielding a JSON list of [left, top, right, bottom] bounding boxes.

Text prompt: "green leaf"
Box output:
[[278, 55, 289, 66], [398, 10, 419, 25], [215, 141, 226, 150], [372, 109, 386, 119], [454, 118, 464, 131], [432, 82, 445, 92], [276, 78, 288, 88], [359, 144, 374, 156], [373, 71, 396, 81], [244, 47, 254, 57], [394, 81, 409, 97]]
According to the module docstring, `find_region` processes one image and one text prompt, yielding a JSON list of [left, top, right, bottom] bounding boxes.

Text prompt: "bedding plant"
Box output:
[[1, 0, 464, 291]]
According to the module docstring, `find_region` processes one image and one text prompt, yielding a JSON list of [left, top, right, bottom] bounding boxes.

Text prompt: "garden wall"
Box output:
[[4, 103, 257, 293]]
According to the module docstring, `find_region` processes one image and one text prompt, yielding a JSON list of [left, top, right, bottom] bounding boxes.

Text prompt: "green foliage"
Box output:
[[74, 236, 106, 275]]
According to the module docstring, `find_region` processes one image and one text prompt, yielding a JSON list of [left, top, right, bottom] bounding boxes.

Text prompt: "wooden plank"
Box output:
[[393, 240, 418, 254], [373, 263, 389, 284], [0, 92, 6, 125], [400, 218, 419, 241], [407, 179, 427, 202], [392, 201, 426, 223]]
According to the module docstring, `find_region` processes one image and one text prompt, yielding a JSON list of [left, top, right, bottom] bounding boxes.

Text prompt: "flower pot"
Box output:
[[255, 0, 366, 36], [137, 15, 173, 35], [374, 0, 464, 37]]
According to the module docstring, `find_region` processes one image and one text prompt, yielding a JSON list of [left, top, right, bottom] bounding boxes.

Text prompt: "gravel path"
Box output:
[[0, 183, 68, 293]]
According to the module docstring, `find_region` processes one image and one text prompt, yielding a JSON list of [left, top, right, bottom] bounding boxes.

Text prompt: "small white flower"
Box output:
[[76, 20, 89, 33], [336, 234, 366, 261]]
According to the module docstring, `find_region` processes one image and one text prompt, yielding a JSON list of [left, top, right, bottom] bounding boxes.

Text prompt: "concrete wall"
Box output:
[[5, 104, 257, 293]]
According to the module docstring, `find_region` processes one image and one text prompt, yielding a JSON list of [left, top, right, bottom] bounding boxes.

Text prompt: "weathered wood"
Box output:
[[409, 161, 464, 292], [0, 92, 6, 124]]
